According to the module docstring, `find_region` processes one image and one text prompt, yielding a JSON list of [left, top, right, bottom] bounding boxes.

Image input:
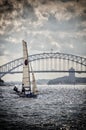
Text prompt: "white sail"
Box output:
[[22, 40, 31, 91], [30, 63, 38, 95]]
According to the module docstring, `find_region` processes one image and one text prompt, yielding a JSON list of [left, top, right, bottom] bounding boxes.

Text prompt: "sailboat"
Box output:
[[13, 40, 38, 98]]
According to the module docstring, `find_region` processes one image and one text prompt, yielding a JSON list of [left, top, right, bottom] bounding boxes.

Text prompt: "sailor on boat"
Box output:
[[13, 86, 19, 93], [22, 84, 25, 94]]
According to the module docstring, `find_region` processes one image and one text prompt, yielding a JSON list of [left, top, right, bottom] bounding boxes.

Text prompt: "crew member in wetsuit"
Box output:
[[22, 84, 25, 94], [13, 86, 18, 92]]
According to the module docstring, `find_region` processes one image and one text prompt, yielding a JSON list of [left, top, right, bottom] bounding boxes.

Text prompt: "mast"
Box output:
[[22, 40, 31, 91]]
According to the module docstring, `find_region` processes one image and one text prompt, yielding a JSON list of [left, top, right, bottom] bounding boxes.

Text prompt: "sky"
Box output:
[[0, 0, 86, 81]]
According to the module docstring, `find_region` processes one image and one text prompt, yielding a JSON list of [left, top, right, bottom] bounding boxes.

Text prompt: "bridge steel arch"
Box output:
[[0, 52, 86, 78]]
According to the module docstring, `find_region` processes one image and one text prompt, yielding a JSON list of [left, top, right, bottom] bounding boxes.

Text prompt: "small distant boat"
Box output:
[[13, 40, 38, 98]]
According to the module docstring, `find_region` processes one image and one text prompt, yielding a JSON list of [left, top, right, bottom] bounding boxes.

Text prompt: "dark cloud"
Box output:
[[21, 3, 37, 21], [0, 0, 13, 13], [40, 0, 47, 4], [60, 0, 73, 2], [83, 10, 86, 14], [66, 6, 75, 13], [0, 0, 38, 30], [0, 0, 86, 62]]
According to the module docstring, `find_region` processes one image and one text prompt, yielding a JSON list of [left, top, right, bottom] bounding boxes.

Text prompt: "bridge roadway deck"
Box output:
[[0, 70, 86, 74]]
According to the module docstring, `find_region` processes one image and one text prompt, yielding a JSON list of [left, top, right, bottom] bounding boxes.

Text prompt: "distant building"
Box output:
[[69, 67, 75, 78], [69, 67, 75, 83]]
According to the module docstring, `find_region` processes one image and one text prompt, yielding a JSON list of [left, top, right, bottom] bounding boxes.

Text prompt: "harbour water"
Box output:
[[0, 85, 86, 130]]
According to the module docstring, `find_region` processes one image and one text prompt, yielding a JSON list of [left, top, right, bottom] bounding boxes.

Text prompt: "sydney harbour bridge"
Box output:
[[0, 52, 86, 78]]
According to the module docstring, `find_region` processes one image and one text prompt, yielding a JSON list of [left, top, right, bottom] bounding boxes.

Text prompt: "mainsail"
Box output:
[[22, 40, 31, 91], [22, 40, 38, 97]]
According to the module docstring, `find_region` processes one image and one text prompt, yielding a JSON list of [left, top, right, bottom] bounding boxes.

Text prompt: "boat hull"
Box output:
[[13, 89, 37, 98], [19, 93, 37, 98]]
